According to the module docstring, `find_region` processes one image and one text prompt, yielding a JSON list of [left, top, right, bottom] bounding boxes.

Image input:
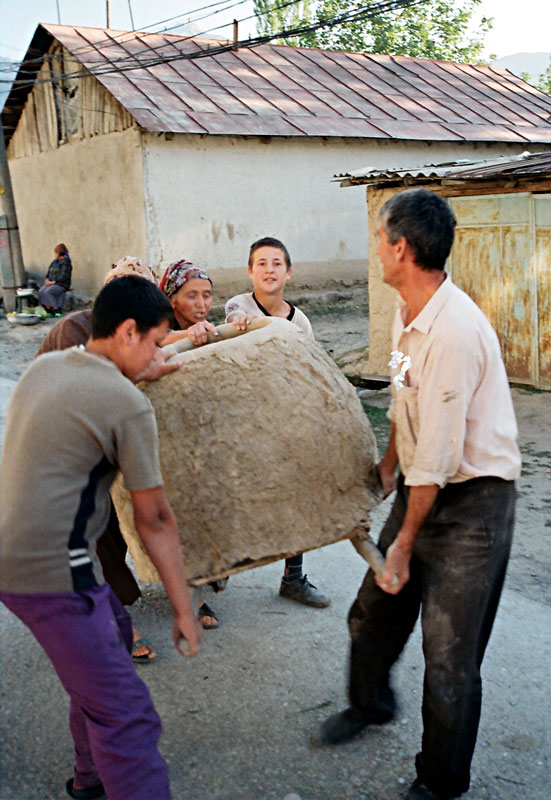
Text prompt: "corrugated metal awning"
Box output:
[[336, 151, 551, 186]]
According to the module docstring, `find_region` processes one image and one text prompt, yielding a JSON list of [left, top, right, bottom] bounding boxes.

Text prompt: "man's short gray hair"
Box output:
[[379, 188, 456, 271]]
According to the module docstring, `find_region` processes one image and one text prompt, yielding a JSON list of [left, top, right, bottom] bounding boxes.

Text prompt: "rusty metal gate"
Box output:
[[448, 193, 551, 389]]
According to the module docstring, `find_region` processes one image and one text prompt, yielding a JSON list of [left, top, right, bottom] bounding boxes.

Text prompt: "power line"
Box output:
[[137, 0, 252, 35], [0, 42, 28, 53], [114, 0, 302, 63], [0, 0, 259, 72], [0, 0, 402, 73], [32, 80, 128, 120], [0, 0, 344, 76], [2, 0, 426, 90], [0, 0, 262, 75]]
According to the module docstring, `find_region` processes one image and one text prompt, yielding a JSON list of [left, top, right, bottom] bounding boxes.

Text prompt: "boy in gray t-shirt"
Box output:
[[0, 276, 202, 800]]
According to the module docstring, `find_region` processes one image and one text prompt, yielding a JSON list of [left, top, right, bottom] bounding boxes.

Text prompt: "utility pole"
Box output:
[[128, 0, 135, 30], [56, 0, 61, 24], [0, 130, 26, 312], [106, 0, 111, 28]]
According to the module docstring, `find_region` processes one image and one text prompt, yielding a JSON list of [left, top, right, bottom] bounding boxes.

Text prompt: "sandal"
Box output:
[[198, 602, 219, 630], [208, 577, 229, 593], [66, 778, 106, 799], [131, 637, 155, 662]]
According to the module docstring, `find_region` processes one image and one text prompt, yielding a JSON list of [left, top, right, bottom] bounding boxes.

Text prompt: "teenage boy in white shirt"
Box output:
[[225, 236, 329, 609]]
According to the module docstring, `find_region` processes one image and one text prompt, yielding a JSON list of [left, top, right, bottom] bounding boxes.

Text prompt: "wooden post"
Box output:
[[233, 19, 239, 50], [0, 130, 26, 312], [128, 0, 135, 31], [106, 0, 111, 28]]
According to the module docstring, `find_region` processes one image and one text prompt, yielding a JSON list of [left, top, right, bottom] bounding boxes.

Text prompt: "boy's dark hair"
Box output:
[[92, 276, 173, 339], [379, 188, 456, 271], [248, 237, 292, 270]]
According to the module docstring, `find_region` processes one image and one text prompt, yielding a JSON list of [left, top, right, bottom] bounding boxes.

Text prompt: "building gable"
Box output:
[[7, 40, 134, 158]]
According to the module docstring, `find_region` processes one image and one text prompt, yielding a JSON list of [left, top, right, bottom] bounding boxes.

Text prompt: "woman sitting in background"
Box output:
[[38, 243, 72, 314]]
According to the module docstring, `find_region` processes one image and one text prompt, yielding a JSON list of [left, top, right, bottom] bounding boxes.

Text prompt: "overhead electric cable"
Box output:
[[0, 0, 371, 73], [0, 0, 259, 70], [1, 0, 426, 89], [0, 0, 417, 72]]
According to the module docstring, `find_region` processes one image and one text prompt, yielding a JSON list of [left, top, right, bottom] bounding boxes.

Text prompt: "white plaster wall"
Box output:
[[142, 133, 534, 298], [8, 127, 146, 299]]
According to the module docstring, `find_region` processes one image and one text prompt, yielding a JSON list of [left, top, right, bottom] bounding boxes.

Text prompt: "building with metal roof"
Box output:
[[339, 150, 551, 389], [3, 23, 551, 298]]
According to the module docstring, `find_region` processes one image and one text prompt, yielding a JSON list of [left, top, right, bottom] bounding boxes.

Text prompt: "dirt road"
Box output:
[[0, 299, 549, 800]]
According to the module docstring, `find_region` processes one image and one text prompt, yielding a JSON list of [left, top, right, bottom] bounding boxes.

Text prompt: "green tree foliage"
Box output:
[[521, 60, 551, 95], [255, 0, 313, 45], [537, 63, 551, 94], [254, 0, 493, 63]]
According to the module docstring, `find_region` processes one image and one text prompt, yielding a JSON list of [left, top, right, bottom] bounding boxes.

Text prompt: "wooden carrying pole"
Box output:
[[161, 318, 272, 356], [350, 525, 386, 577]]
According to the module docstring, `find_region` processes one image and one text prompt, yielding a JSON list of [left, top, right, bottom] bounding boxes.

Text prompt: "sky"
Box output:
[[0, 0, 550, 64]]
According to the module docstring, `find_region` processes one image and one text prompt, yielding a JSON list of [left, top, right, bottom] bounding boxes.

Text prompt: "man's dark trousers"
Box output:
[[347, 475, 515, 799]]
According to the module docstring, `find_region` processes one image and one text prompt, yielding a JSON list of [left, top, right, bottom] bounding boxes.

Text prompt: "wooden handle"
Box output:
[[162, 318, 273, 355], [350, 526, 386, 576], [351, 527, 399, 589]]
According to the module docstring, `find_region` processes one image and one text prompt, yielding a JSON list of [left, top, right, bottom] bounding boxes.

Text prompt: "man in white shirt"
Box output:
[[318, 189, 521, 800]]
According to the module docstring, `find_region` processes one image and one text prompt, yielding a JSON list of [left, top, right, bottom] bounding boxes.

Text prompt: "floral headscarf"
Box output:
[[159, 259, 213, 298], [104, 256, 159, 285]]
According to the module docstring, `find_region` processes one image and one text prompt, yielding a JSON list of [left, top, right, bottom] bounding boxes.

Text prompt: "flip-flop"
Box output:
[[131, 637, 155, 662], [198, 602, 219, 630], [66, 778, 106, 799]]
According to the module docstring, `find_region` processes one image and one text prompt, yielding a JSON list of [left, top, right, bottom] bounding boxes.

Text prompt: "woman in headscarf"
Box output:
[[38, 243, 73, 314], [159, 259, 219, 348], [160, 259, 228, 629]]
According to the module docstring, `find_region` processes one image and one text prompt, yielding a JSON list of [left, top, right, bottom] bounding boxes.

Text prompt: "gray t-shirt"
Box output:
[[0, 348, 163, 594]]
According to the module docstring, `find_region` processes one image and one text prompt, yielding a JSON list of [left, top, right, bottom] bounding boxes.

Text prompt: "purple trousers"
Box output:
[[1, 584, 171, 800]]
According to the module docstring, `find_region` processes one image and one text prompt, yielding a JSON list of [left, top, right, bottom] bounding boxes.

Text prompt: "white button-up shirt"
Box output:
[[388, 275, 521, 487]]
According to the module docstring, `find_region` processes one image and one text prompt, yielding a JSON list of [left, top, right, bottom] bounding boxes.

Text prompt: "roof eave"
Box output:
[[340, 171, 551, 188], [2, 24, 55, 145]]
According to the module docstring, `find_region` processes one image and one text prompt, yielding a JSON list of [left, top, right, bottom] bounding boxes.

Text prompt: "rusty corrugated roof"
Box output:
[[4, 23, 551, 144], [336, 150, 551, 186]]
